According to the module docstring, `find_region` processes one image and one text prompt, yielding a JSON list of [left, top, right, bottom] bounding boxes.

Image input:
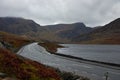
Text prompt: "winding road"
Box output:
[[17, 43, 120, 80]]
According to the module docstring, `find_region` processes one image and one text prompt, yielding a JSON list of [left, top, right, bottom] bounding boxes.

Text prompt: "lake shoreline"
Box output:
[[38, 42, 120, 70], [18, 42, 90, 80], [52, 52, 120, 70]]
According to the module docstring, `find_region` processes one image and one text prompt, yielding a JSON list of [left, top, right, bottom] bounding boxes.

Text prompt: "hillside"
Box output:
[[44, 23, 92, 39], [0, 17, 93, 43], [0, 31, 31, 52], [0, 17, 70, 43], [73, 18, 120, 44], [0, 48, 60, 80], [0, 17, 120, 44], [0, 31, 61, 80], [0, 17, 46, 34]]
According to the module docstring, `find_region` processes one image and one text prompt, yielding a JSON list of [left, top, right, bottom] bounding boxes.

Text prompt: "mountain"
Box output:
[[92, 18, 120, 33], [44, 23, 92, 39], [0, 17, 56, 42], [1, 17, 120, 44], [0, 17, 93, 43], [73, 18, 120, 44], [0, 17, 46, 34]]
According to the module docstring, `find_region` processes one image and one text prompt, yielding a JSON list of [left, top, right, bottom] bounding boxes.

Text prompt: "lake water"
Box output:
[[58, 44, 120, 64]]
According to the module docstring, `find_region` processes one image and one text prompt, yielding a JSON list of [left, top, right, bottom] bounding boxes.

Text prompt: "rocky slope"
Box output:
[[73, 18, 120, 44]]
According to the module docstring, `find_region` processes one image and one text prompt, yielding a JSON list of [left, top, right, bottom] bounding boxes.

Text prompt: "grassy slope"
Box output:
[[0, 31, 61, 80], [77, 33, 120, 44], [39, 42, 64, 53], [0, 48, 60, 80], [75, 18, 120, 44], [0, 31, 32, 52]]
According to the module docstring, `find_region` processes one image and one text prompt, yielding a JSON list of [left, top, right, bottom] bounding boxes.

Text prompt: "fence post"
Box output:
[[104, 72, 109, 80]]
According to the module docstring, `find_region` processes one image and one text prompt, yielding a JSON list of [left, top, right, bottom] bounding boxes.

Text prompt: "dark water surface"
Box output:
[[58, 44, 120, 64]]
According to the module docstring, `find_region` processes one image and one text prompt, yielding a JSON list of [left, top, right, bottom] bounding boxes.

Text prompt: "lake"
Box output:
[[58, 44, 120, 64]]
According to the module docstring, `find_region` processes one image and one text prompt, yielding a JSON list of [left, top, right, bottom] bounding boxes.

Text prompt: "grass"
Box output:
[[0, 48, 61, 80], [0, 31, 32, 52], [78, 33, 120, 44], [39, 42, 64, 53], [54, 68, 90, 80], [0, 31, 61, 80]]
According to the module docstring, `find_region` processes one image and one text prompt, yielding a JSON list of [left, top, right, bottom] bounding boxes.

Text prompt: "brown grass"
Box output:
[[0, 31, 31, 48], [39, 42, 64, 53], [0, 48, 61, 80], [78, 34, 120, 44]]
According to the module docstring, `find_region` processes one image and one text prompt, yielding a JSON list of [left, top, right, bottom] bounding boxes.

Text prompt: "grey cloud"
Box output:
[[0, 0, 120, 27]]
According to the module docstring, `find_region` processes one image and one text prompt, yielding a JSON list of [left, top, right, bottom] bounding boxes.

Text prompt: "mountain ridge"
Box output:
[[44, 22, 92, 39], [73, 18, 120, 44], [0, 17, 46, 34], [0, 17, 120, 44], [0, 17, 92, 43]]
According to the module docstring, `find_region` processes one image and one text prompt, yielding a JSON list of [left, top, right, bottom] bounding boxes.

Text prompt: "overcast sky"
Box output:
[[0, 0, 120, 27]]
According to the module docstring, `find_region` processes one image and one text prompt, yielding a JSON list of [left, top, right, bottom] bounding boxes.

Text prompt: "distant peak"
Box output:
[[113, 18, 120, 22], [0, 17, 24, 19], [105, 18, 120, 26], [73, 22, 84, 24]]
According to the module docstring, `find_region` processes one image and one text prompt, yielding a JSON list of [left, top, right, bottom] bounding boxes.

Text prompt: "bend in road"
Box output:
[[17, 43, 120, 80]]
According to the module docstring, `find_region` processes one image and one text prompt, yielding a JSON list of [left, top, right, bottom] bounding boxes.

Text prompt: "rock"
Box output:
[[0, 42, 4, 48], [0, 73, 7, 78], [2, 77, 17, 80]]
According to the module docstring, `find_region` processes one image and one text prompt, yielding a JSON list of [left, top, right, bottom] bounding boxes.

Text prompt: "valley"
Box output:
[[0, 17, 120, 80]]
